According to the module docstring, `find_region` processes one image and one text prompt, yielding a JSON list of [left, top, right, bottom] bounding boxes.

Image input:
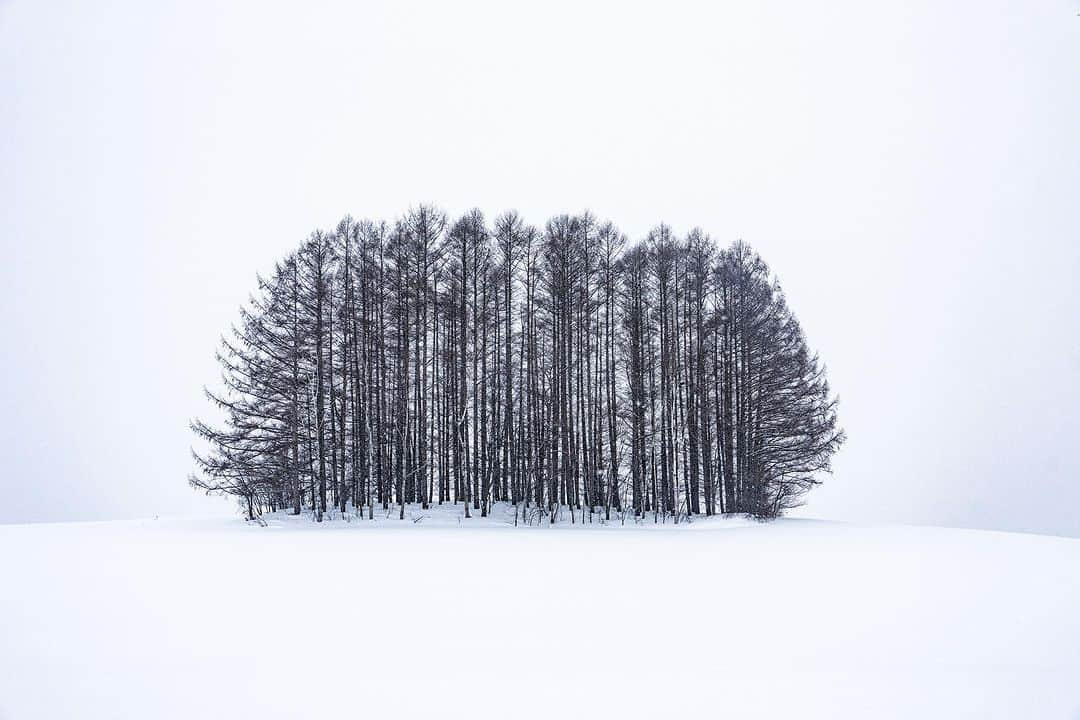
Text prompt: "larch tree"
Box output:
[[191, 207, 844, 523]]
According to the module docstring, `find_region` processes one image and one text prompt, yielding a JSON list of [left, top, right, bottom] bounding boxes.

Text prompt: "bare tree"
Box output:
[[191, 208, 844, 523]]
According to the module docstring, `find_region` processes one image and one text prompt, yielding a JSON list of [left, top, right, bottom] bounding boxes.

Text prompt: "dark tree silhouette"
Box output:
[[191, 208, 844, 522]]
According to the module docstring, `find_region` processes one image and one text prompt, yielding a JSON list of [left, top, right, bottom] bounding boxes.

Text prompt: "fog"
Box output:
[[2, 0, 1077, 535]]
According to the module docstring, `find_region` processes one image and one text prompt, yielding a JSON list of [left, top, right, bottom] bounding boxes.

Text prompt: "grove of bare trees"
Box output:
[[191, 207, 844, 523]]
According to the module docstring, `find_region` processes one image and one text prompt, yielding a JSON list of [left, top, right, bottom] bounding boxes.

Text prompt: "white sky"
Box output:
[[2, 0, 1078, 535]]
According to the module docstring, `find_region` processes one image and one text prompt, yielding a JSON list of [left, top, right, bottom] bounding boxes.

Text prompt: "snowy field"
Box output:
[[1, 505, 1078, 719]]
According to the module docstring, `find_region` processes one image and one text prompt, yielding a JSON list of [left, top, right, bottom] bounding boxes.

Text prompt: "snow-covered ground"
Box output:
[[1, 505, 1078, 719]]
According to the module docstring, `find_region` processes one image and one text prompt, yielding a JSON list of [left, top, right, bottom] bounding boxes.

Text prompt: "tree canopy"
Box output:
[[191, 207, 844, 523]]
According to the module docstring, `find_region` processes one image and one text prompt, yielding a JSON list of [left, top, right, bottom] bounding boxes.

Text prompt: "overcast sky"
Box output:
[[2, 0, 1077, 535]]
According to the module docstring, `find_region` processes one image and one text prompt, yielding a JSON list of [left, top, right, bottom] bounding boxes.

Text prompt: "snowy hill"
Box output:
[[1, 510, 1077, 719]]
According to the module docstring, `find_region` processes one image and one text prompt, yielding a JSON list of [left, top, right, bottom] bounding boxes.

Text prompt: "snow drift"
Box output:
[[1, 510, 1077, 719]]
